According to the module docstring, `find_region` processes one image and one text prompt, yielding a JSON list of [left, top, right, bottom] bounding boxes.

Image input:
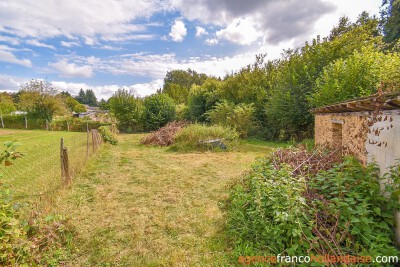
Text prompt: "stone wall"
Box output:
[[314, 113, 368, 164]]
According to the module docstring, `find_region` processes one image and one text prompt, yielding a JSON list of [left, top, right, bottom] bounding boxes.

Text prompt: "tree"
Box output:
[[143, 94, 176, 130], [19, 80, 67, 121], [309, 46, 400, 107], [381, 0, 400, 46], [187, 79, 221, 122], [109, 89, 143, 132], [0, 93, 16, 114], [98, 98, 110, 110], [64, 96, 87, 113], [85, 89, 98, 106], [74, 89, 98, 106], [162, 69, 209, 104]]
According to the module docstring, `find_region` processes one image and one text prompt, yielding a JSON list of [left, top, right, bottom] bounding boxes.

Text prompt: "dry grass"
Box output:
[[51, 134, 276, 266]]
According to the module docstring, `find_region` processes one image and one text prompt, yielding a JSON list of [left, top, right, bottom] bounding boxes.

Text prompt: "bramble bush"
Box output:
[[228, 148, 400, 264]]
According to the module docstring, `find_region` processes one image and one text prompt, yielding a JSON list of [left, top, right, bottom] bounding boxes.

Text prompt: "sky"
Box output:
[[0, 0, 382, 100]]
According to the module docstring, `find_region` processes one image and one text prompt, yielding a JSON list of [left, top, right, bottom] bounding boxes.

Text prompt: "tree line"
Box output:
[[107, 6, 399, 140]]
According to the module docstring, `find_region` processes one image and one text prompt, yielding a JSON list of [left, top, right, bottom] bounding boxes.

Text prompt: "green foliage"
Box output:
[[175, 103, 190, 121], [381, 0, 400, 46], [310, 158, 399, 256], [109, 89, 144, 133], [143, 94, 176, 131], [2, 114, 46, 129], [187, 79, 221, 122], [75, 89, 98, 106], [162, 69, 209, 104], [309, 46, 400, 107], [50, 118, 110, 132], [228, 153, 400, 261], [18, 91, 68, 121], [0, 93, 16, 115], [98, 126, 118, 145], [171, 124, 239, 152], [228, 159, 310, 256], [64, 96, 87, 113], [206, 100, 255, 138]]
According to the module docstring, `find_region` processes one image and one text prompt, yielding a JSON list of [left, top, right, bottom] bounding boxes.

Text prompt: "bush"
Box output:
[[171, 124, 239, 152], [228, 148, 400, 261], [50, 118, 109, 132], [98, 126, 118, 145], [206, 100, 255, 138], [143, 94, 176, 131], [109, 89, 144, 133]]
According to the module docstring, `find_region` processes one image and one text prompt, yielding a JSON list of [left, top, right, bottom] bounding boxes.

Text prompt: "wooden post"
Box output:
[[60, 138, 65, 179], [67, 121, 70, 131], [46, 119, 49, 131], [25, 116, 28, 129], [86, 129, 89, 158], [91, 130, 95, 152], [62, 147, 70, 184], [0, 111, 4, 128]]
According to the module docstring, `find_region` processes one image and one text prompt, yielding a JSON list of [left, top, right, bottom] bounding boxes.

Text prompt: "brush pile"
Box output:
[[141, 121, 188, 146], [272, 145, 341, 177]]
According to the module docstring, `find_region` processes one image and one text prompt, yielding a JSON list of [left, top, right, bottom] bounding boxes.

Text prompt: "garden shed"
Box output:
[[312, 92, 400, 242]]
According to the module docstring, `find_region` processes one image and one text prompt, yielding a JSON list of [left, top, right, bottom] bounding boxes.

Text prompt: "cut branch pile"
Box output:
[[272, 145, 341, 177], [141, 121, 188, 146]]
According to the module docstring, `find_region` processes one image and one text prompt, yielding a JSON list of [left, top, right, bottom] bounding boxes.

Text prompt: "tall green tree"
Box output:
[[162, 69, 209, 104], [143, 94, 176, 130], [109, 89, 143, 132], [381, 0, 400, 46]]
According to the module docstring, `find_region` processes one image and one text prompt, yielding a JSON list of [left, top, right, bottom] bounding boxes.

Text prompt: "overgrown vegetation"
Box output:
[[228, 147, 400, 263], [171, 124, 239, 152], [98, 125, 118, 145]]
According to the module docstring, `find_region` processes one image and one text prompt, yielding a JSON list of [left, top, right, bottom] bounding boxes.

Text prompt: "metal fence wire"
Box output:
[[0, 129, 102, 200]]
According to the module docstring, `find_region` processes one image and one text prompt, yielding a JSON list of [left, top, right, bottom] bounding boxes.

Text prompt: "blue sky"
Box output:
[[0, 0, 381, 99]]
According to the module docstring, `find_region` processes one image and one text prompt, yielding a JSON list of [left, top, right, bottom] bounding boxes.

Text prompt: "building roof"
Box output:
[[312, 91, 400, 114]]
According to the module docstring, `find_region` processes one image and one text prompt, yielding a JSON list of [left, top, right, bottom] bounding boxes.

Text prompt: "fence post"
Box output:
[[60, 138, 65, 179], [67, 121, 70, 131], [25, 116, 28, 129], [91, 129, 95, 152], [46, 119, 49, 131], [0, 111, 4, 128], [62, 147, 70, 184]]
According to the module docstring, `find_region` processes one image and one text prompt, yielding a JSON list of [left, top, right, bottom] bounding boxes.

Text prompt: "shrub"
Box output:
[[98, 126, 118, 145], [228, 148, 400, 261], [206, 100, 255, 138], [143, 94, 176, 131], [171, 124, 239, 152], [109, 89, 144, 133]]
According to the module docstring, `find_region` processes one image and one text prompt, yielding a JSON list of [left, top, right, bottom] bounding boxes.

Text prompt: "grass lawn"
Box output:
[[50, 134, 280, 266], [0, 129, 90, 201]]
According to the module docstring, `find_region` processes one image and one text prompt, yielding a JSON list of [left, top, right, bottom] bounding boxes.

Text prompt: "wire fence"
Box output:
[[0, 129, 102, 201]]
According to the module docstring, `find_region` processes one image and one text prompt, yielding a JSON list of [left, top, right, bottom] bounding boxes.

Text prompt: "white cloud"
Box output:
[[0, 36, 20, 45], [195, 26, 208, 37], [0, 0, 163, 39], [169, 20, 187, 42], [0, 48, 32, 67], [60, 41, 80, 47], [216, 18, 261, 45], [0, 74, 25, 91], [26, 39, 56, 50], [49, 59, 93, 78], [128, 79, 163, 97], [205, 38, 218, 45]]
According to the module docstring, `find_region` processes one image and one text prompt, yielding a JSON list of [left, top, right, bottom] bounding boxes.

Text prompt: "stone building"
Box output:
[[312, 91, 400, 242]]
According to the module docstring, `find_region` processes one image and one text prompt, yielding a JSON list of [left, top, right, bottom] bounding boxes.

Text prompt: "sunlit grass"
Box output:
[[51, 134, 281, 266]]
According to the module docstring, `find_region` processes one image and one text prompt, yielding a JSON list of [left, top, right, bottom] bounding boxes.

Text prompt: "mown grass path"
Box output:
[[55, 134, 275, 266]]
